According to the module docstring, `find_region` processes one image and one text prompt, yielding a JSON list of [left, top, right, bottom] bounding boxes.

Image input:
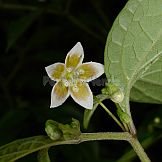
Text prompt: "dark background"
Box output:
[[0, 0, 162, 161]]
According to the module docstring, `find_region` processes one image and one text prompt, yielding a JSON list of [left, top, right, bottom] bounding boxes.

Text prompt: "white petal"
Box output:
[[50, 81, 69, 108], [77, 62, 104, 82], [70, 81, 93, 109], [65, 42, 84, 70], [45, 63, 65, 81]]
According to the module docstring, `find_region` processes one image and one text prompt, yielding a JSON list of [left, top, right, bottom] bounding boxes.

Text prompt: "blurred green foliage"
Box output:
[[0, 0, 162, 161]]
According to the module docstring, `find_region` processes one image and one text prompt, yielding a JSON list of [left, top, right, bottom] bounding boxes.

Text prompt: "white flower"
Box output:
[[45, 42, 104, 109]]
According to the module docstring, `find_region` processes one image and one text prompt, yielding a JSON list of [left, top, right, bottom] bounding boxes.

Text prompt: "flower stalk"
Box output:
[[94, 96, 125, 131]]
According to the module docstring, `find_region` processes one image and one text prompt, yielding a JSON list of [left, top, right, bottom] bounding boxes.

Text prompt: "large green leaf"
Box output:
[[130, 57, 162, 103], [104, 0, 162, 115]]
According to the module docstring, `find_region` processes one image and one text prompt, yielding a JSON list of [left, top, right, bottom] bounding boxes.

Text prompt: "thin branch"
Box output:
[[94, 96, 125, 131], [117, 135, 159, 162], [128, 137, 151, 162], [0, 132, 151, 162]]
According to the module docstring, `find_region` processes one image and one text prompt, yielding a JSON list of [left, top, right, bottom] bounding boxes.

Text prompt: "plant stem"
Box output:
[[121, 92, 137, 135], [2, 133, 151, 162], [37, 148, 50, 162], [80, 132, 130, 142], [128, 137, 151, 162], [117, 135, 157, 162], [95, 96, 125, 131], [81, 133, 151, 162]]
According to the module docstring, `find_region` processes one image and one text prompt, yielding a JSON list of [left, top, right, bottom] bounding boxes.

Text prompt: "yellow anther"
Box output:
[[62, 79, 69, 87], [67, 67, 72, 72], [72, 85, 79, 92], [78, 69, 85, 74]]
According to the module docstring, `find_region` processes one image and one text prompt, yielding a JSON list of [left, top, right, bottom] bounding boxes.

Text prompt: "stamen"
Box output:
[[62, 79, 69, 87], [78, 69, 85, 74], [67, 67, 72, 72], [75, 69, 85, 76], [72, 85, 79, 92]]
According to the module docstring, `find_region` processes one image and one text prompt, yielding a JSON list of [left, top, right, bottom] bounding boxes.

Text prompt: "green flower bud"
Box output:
[[45, 120, 62, 140], [111, 90, 124, 103], [102, 83, 124, 103], [101, 87, 109, 95], [117, 107, 131, 124]]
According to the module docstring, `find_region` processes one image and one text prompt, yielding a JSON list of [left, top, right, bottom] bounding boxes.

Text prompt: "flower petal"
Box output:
[[50, 81, 69, 108], [70, 81, 93, 109], [45, 63, 65, 81], [65, 42, 84, 70], [77, 62, 104, 82]]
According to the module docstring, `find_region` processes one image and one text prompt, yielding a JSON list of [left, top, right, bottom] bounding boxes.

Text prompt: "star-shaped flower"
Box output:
[[45, 42, 104, 109]]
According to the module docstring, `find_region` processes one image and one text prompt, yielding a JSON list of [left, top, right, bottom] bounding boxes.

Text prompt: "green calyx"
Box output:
[[102, 83, 124, 103], [117, 107, 131, 124], [45, 118, 81, 141], [45, 120, 63, 141]]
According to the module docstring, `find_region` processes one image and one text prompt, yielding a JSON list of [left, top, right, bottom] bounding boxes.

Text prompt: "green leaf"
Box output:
[[130, 57, 162, 103], [0, 119, 81, 161], [7, 11, 41, 51], [104, 0, 162, 114], [0, 136, 51, 162], [0, 135, 80, 162], [83, 94, 108, 129], [37, 148, 51, 162]]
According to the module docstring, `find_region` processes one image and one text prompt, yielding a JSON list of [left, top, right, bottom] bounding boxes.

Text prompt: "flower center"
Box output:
[[62, 68, 85, 91]]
